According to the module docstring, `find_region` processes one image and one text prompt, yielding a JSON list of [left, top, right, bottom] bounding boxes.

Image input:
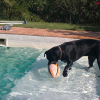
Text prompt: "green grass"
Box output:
[[0, 21, 100, 32]]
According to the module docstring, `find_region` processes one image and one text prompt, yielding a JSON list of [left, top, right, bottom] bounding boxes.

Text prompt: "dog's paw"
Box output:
[[63, 70, 68, 77]]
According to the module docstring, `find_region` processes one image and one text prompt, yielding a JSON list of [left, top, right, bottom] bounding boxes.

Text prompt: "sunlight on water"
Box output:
[[0, 47, 100, 100]]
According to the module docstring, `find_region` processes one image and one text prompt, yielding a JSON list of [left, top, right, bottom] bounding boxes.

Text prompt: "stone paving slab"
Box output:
[[0, 33, 77, 49], [0, 26, 100, 40]]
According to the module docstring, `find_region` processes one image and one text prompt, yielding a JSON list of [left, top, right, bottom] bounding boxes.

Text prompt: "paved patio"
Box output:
[[0, 26, 100, 40]]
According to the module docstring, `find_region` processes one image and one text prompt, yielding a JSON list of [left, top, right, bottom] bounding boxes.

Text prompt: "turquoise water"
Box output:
[[0, 47, 44, 98], [0, 47, 100, 100]]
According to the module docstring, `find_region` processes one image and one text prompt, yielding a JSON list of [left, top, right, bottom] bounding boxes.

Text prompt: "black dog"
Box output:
[[44, 39, 100, 77]]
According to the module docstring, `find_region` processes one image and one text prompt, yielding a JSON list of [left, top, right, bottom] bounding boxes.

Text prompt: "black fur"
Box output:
[[44, 39, 100, 77]]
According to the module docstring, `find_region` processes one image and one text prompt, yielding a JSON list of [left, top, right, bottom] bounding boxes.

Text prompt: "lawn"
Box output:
[[0, 21, 100, 32]]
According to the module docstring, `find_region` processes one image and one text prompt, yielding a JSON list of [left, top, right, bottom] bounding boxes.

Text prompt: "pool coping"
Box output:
[[0, 27, 100, 49], [0, 33, 78, 49]]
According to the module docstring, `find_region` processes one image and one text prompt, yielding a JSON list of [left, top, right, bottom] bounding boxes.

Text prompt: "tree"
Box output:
[[0, 0, 100, 24]]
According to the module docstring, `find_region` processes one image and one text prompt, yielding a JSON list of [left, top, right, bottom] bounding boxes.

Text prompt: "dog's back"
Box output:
[[60, 39, 99, 61]]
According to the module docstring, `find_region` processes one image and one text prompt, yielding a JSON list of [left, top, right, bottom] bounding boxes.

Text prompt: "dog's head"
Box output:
[[44, 46, 61, 65]]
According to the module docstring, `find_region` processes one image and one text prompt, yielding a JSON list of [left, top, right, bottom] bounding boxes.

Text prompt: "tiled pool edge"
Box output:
[[0, 34, 78, 49]]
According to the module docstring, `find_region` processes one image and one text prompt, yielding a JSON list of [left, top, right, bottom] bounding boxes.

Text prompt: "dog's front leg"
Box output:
[[63, 62, 73, 77]]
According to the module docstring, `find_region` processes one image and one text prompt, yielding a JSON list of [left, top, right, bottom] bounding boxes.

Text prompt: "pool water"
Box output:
[[0, 47, 44, 99], [0, 47, 100, 100]]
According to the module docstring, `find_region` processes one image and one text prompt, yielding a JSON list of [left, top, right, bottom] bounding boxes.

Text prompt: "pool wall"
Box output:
[[0, 34, 78, 49]]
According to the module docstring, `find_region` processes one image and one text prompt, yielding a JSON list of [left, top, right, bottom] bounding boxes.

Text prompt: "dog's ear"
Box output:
[[44, 51, 47, 57]]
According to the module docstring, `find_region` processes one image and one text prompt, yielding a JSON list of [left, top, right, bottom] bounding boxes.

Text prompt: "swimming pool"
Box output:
[[0, 46, 100, 100], [0, 47, 44, 99]]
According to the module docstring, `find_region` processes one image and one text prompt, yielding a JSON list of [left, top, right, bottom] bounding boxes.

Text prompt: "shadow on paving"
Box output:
[[47, 29, 100, 39]]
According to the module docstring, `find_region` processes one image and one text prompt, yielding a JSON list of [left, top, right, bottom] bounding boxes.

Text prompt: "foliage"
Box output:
[[0, 0, 100, 24]]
